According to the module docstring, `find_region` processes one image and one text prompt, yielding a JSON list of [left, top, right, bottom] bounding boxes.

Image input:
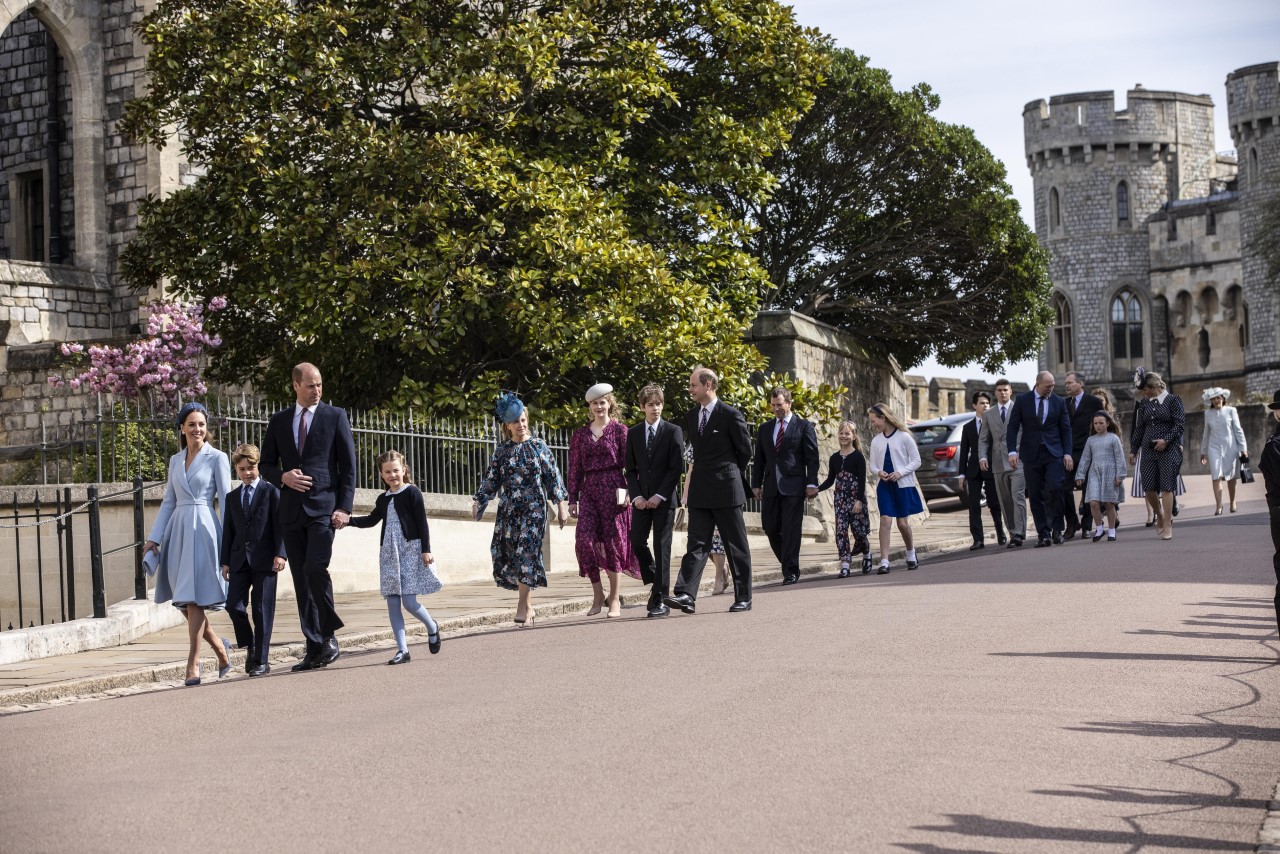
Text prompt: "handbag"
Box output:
[[1240, 462, 1255, 484], [616, 487, 629, 506]]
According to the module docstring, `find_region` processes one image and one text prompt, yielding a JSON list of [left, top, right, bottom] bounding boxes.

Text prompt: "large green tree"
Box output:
[[735, 48, 1052, 373], [121, 0, 830, 418]]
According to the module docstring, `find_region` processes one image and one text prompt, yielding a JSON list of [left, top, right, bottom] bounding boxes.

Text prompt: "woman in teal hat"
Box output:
[[472, 393, 569, 625]]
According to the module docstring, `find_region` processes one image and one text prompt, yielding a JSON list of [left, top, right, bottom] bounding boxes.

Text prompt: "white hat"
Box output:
[[1201, 386, 1231, 406], [584, 383, 614, 403]]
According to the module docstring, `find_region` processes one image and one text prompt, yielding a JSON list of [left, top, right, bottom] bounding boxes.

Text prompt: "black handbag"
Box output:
[[1240, 463, 1255, 484]]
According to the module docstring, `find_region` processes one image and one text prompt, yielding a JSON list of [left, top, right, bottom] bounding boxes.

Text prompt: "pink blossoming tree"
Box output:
[[48, 298, 227, 406]]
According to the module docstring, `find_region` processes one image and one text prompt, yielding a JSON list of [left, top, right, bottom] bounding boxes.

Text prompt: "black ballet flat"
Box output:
[[388, 651, 411, 665], [862, 555, 873, 574], [428, 632, 442, 655], [838, 566, 850, 578], [876, 565, 891, 575]]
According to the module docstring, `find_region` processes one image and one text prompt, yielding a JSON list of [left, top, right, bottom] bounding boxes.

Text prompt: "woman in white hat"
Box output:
[[1200, 386, 1248, 515], [567, 383, 640, 617]]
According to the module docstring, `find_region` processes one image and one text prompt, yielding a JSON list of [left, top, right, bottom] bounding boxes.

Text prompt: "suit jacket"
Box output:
[[684, 400, 752, 509], [260, 402, 357, 524], [958, 418, 983, 479], [977, 405, 1015, 474], [751, 415, 820, 497], [1006, 390, 1072, 465], [1064, 393, 1105, 457], [625, 419, 685, 505], [220, 480, 286, 573]]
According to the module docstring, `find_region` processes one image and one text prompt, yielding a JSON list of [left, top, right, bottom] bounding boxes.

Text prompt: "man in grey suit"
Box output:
[[978, 378, 1027, 548]]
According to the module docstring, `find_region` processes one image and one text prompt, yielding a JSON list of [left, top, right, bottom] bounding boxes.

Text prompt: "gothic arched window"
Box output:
[[1116, 181, 1130, 227], [1049, 188, 1062, 234], [1051, 293, 1073, 372], [1111, 289, 1145, 369]]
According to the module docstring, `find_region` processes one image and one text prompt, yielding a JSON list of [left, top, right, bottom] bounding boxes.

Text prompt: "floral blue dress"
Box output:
[[474, 437, 569, 590]]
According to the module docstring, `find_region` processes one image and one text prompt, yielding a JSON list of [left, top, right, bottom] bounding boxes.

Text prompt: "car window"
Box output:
[[911, 425, 953, 444]]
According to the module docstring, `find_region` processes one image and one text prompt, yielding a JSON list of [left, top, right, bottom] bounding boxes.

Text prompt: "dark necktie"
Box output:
[[1037, 396, 1045, 424], [1000, 405, 1007, 423], [1068, 396, 1077, 419], [698, 407, 708, 434], [775, 419, 785, 452], [243, 485, 253, 512], [646, 425, 654, 453], [297, 408, 308, 452]]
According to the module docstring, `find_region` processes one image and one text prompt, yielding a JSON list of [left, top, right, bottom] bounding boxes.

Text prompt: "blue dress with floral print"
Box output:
[[474, 437, 569, 590]]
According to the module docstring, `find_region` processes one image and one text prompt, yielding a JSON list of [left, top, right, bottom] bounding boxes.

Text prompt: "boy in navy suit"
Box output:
[[221, 443, 286, 676], [625, 383, 686, 618]]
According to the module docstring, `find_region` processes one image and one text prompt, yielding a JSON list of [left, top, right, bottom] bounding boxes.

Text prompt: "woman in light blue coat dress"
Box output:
[[143, 403, 234, 685]]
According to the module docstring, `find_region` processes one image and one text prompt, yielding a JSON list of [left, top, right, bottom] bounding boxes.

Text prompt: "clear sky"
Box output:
[[783, 0, 1280, 385]]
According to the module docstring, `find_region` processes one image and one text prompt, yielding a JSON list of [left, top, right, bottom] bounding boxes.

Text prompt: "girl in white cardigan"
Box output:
[[867, 403, 923, 574]]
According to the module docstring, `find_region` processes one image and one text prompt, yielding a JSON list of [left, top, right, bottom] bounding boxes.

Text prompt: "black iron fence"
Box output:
[[1, 478, 156, 632]]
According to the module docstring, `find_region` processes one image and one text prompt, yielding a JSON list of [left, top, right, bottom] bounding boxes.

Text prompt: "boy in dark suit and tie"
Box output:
[[751, 387, 819, 584], [220, 443, 286, 676], [625, 384, 686, 618]]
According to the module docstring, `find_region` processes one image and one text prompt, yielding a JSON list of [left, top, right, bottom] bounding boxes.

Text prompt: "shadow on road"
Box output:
[[902, 814, 1253, 851]]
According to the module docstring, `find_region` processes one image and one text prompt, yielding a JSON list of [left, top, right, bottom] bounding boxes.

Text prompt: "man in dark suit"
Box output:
[[958, 391, 1006, 550], [1060, 370, 1104, 541], [1006, 371, 1074, 548], [220, 443, 286, 676], [625, 383, 686, 618], [260, 362, 357, 671], [666, 367, 753, 614], [751, 387, 819, 585]]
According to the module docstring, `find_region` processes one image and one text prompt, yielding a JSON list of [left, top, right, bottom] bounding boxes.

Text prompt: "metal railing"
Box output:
[[1, 478, 155, 632]]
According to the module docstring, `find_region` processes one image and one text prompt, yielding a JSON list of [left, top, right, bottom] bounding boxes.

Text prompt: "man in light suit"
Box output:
[[751, 387, 819, 585], [625, 383, 686, 618], [1005, 370, 1073, 548], [666, 367, 754, 614], [260, 362, 357, 671], [979, 378, 1028, 548], [1060, 370, 1104, 541]]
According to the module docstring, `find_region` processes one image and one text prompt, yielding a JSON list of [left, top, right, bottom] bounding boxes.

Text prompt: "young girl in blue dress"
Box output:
[[817, 420, 871, 577], [349, 450, 443, 664], [867, 403, 923, 574]]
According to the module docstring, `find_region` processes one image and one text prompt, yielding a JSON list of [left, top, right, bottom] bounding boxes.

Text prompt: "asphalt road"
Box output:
[[3, 499, 1278, 853]]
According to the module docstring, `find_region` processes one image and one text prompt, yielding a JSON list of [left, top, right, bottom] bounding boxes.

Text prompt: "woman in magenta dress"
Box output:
[[568, 383, 640, 618]]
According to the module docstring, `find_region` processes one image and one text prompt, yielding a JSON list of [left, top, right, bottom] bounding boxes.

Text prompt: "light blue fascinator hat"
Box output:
[[174, 401, 208, 428], [493, 391, 525, 425]]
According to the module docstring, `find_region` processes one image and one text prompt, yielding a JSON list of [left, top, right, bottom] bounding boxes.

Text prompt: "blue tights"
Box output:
[[386, 594, 439, 654]]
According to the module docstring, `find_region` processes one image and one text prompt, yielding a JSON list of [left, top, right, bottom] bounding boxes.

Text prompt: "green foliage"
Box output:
[[121, 0, 832, 421], [736, 48, 1053, 374], [75, 412, 177, 484]]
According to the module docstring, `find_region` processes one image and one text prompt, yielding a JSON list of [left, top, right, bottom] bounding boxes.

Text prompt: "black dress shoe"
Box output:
[[1063, 525, 1077, 541], [291, 656, 320, 672], [997, 533, 1008, 545], [388, 651, 411, 665], [1035, 539, 1052, 548], [244, 646, 256, 675], [1092, 530, 1104, 542], [906, 559, 918, 570], [663, 594, 696, 614], [318, 637, 341, 666], [783, 575, 800, 585], [1051, 532, 1064, 545], [969, 542, 985, 551], [249, 663, 270, 677], [1008, 537, 1024, 548], [428, 631, 442, 654], [647, 604, 670, 618], [728, 600, 752, 612], [862, 554, 873, 574]]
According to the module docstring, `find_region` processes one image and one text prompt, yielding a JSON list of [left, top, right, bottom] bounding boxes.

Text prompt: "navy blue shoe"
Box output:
[[217, 638, 233, 679]]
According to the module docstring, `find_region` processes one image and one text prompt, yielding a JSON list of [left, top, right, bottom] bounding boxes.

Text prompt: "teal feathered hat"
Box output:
[[493, 391, 525, 424]]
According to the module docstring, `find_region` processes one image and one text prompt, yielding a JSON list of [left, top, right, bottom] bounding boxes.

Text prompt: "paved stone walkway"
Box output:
[[0, 502, 977, 707]]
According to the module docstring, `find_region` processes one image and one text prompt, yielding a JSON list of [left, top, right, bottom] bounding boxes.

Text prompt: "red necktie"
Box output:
[[297, 408, 308, 453], [775, 419, 785, 452]]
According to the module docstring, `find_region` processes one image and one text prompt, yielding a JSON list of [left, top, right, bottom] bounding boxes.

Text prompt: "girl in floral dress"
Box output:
[[473, 394, 569, 626], [817, 421, 871, 577], [568, 383, 640, 618], [349, 451, 443, 664]]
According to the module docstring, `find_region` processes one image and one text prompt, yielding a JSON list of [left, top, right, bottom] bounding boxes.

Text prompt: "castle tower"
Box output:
[[1227, 62, 1280, 395], [1023, 87, 1218, 392]]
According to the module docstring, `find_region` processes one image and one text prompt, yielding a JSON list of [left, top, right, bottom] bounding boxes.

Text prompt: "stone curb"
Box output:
[[0, 535, 973, 711], [0, 596, 187, 666], [1259, 779, 1280, 852]]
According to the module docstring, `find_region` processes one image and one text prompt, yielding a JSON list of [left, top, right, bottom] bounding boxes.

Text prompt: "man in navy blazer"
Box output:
[[625, 384, 686, 618], [1005, 371, 1074, 547], [221, 443, 287, 676], [666, 367, 754, 614], [260, 362, 357, 670], [751, 387, 819, 585]]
